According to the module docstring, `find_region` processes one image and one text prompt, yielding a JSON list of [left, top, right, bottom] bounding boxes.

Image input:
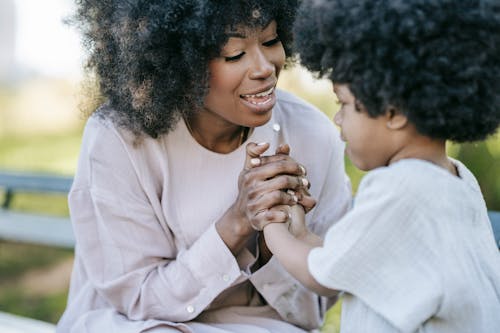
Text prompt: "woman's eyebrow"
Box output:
[[226, 18, 275, 39], [227, 32, 247, 38]]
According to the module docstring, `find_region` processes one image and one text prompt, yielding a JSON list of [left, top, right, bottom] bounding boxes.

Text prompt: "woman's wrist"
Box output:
[[215, 205, 254, 255]]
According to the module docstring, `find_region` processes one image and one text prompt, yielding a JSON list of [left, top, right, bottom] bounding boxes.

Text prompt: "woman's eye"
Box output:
[[225, 52, 245, 62], [262, 37, 280, 47]]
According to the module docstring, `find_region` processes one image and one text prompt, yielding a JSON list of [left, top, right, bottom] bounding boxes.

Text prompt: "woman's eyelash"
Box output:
[[262, 37, 280, 47], [223, 37, 280, 61], [225, 52, 245, 62]]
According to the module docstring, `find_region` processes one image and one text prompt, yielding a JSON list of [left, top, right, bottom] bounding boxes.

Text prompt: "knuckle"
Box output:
[[270, 190, 283, 203], [247, 201, 259, 212], [276, 160, 289, 172], [241, 172, 253, 185], [247, 187, 259, 200], [275, 176, 289, 189]]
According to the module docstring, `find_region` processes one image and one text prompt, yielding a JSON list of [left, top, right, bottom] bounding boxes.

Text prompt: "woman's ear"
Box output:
[[385, 106, 408, 130]]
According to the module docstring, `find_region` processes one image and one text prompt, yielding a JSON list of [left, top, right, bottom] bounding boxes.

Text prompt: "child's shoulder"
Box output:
[[359, 158, 470, 200]]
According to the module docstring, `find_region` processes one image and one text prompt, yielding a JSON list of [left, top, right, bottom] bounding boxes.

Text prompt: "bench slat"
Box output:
[[0, 210, 74, 248], [0, 311, 55, 333], [0, 171, 73, 193], [488, 211, 500, 249]]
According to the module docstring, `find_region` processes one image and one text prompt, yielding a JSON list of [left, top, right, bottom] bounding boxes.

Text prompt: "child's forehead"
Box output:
[[333, 83, 353, 99]]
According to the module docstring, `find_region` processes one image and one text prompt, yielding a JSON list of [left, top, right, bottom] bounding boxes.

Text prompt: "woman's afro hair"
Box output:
[[73, 0, 298, 138], [294, 0, 500, 142]]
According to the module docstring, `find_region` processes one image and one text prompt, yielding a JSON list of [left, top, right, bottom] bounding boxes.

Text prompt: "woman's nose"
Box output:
[[248, 49, 274, 80]]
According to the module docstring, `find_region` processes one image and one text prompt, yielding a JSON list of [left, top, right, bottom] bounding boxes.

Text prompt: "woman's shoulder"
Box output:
[[81, 107, 147, 159]]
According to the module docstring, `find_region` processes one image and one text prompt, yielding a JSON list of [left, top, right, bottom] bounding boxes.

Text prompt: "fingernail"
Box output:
[[250, 158, 261, 166], [287, 190, 298, 202], [301, 177, 309, 187], [257, 142, 267, 146], [299, 165, 306, 175]]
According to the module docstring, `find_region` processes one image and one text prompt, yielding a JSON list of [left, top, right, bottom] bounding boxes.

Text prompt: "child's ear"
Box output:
[[385, 106, 408, 130]]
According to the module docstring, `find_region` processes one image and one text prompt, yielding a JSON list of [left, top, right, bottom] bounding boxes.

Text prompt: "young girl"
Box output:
[[255, 0, 500, 332]]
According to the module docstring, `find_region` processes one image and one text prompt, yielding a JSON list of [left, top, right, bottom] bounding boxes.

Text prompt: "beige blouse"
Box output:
[[57, 90, 352, 333]]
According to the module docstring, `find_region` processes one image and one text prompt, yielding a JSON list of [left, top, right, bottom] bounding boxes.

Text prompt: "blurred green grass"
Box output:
[[0, 130, 79, 323]]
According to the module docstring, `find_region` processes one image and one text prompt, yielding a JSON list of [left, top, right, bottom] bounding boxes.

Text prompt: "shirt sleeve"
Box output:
[[250, 125, 351, 330], [69, 118, 246, 322], [308, 169, 443, 332]]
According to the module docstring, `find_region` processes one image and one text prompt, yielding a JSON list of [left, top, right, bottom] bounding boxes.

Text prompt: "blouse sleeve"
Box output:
[[69, 118, 246, 322], [308, 169, 443, 332], [250, 126, 352, 330]]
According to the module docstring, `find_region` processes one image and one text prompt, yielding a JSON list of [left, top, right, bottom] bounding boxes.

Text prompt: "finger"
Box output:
[[256, 153, 290, 166], [252, 159, 307, 179], [252, 206, 290, 230], [257, 174, 309, 193], [250, 189, 299, 212], [275, 143, 290, 155], [257, 155, 307, 177], [298, 195, 317, 213], [244, 142, 270, 170]]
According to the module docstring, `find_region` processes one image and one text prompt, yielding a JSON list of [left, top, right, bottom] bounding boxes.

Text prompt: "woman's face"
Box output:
[[333, 84, 395, 171], [203, 20, 285, 128]]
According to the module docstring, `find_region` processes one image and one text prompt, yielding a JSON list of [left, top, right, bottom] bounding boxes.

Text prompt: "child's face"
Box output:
[[333, 84, 397, 171]]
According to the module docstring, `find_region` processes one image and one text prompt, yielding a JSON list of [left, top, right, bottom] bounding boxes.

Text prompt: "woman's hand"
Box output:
[[238, 142, 315, 231], [215, 142, 312, 255]]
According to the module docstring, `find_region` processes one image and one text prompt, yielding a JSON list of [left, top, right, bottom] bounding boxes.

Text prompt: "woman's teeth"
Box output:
[[241, 87, 274, 105]]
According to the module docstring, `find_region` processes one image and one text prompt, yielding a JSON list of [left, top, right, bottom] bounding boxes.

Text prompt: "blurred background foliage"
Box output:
[[0, 1, 498, 331]]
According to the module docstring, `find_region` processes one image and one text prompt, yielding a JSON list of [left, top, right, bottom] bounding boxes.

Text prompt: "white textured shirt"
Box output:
[[309, 159, 500, 333], [57, 90, 352, 333]]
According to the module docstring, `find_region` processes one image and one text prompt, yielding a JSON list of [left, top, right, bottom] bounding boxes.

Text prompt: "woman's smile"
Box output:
[[239, 85, 276, 113]]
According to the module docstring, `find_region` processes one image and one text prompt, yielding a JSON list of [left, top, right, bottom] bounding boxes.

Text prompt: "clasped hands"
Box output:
[[235, 142, 316, 236]]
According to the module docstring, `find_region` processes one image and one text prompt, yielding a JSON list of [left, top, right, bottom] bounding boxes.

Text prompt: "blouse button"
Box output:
[[186, 305, 195, 313], [272, 123, 281, 132], [222, 274, 230, 282]]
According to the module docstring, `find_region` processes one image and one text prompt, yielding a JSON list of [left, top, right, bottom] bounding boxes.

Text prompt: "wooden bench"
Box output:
[[0, 170, 75, 248], [0, 170, 499, 333], [0, 170, 74, 333]]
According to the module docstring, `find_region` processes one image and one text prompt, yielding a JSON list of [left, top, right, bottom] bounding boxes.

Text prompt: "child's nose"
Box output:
[[333, 111, 342, 126]]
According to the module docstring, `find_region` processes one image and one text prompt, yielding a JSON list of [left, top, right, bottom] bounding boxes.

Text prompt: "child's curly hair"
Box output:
[[73, 0, 298, 138], [294, 0, 500, 142]]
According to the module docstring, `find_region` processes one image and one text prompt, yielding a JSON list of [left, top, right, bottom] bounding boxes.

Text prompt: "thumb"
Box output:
[[244, 142, 269, 169]]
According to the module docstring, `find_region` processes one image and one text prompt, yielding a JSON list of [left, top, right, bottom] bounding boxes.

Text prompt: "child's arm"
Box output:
[[263, 208, 339, 297]]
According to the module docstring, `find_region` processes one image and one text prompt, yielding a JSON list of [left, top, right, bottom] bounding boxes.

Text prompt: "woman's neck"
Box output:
[[184, 112, 249, 154]]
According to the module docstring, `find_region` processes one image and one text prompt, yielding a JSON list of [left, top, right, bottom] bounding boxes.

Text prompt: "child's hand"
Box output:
[[287, 204, 309, 238]]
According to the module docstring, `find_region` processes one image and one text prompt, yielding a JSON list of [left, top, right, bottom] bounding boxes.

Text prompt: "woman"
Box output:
[[58, 1, 351, 332]]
